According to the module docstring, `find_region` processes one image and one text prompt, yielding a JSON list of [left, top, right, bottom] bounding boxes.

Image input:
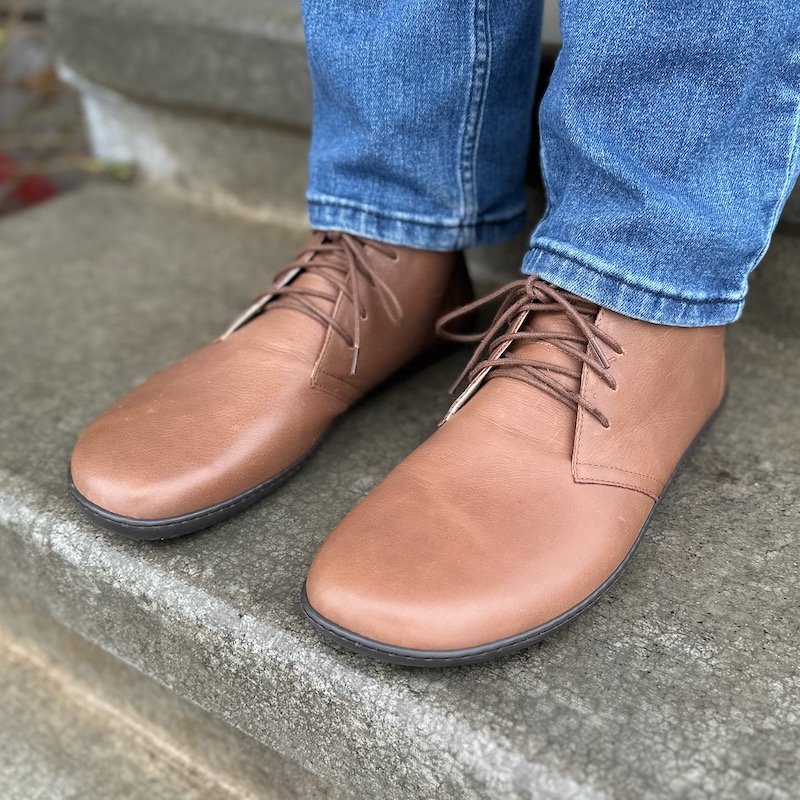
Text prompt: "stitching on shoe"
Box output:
[[579, 462, 665, 482], [572, 309, 662, 493]]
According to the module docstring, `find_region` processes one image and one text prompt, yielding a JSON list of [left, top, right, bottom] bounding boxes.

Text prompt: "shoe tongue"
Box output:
[[271, 233, 347, 318], [503, 303, 597, 392]]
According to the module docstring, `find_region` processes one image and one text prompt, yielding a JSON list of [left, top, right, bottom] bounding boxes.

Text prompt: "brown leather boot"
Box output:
[[303, 277, 727, 666], [69, 232, 473, 539]]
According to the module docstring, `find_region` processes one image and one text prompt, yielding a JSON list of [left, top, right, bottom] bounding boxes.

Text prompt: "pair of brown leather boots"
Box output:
[[69, 232, 726, 666]]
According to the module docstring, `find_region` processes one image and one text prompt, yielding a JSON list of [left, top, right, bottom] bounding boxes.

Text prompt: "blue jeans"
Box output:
[[301, 1, 800, 326]]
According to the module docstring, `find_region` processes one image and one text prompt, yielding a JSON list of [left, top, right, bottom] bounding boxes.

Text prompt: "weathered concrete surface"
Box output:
[[1, 185, 798, 799], [0, 594, 340, 800], [48, 0, 312, 128], [0, 617, 239, 799], [60, 66, 309, 226]]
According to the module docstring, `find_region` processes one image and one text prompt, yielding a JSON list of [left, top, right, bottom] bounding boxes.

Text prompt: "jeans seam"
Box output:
[[534, 72, 555, 236], [307, 194, 526, 229], [748, 71, 800, 272], [528, 238, 746, 305], [458, 0, 491, 228]]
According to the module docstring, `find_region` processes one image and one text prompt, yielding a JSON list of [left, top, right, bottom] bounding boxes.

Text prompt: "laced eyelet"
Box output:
[[440, 277, 623, 427]]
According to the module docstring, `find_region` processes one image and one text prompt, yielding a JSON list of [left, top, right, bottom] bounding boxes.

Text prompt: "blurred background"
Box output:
[[0, 0, 561, 221], [0, 0, 84, 217]]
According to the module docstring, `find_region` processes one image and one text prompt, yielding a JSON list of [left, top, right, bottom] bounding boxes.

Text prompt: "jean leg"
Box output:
[[523, 1, 800, 325], [302, 0, 543, 250]]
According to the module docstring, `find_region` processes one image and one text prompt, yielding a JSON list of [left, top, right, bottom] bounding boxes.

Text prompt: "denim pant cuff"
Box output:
[[307, 195, 528, 251], [522, 240, 745, 327]]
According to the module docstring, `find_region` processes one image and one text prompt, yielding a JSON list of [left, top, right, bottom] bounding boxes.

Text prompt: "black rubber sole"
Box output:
[[301, 394, 727, 667], [68, 442, 322, 541]]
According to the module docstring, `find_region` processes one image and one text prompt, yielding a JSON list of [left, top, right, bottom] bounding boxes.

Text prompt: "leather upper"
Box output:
[[70, 233, 472, 520], [573, 309, 726, 499], [305, 279, 727, 651]]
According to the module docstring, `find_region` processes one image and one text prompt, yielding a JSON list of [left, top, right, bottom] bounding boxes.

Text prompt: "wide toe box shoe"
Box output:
[[303, 278, 726, 666], [70, 232, 472, 540]]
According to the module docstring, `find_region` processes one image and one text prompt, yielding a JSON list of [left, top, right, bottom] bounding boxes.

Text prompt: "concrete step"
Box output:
[[47, 0, 311, 223], [2, 184, 799, 799], [48, 0, 311, 128], [0, 635, 226, 800], [0, 594, 337, 799]]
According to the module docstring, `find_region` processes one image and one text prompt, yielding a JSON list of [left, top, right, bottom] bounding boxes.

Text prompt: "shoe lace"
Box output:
[[436, 277, 622, 427], [220, 231, 403, 375]]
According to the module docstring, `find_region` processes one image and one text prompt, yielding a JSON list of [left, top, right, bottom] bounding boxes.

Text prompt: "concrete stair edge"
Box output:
[[0, 578, 342, 800], [0, 628, 239, 800], [0, 467, 584, 800], [58, 65, 310, 227], [2, 185, 798, 800]]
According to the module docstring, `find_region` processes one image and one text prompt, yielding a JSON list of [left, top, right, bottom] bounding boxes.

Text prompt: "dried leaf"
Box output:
[[75, 157, 137, 181]]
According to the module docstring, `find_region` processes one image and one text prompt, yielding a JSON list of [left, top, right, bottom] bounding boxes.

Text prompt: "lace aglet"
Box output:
[[589, 336, 610, 369], [350, 346, 359, 376]]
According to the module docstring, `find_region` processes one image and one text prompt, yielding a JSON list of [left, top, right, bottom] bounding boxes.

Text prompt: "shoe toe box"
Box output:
[[69, 396, 218, 522], [303, 470, 567, 654], [304, 424, 654, 655], [70, 341, 339, 522]]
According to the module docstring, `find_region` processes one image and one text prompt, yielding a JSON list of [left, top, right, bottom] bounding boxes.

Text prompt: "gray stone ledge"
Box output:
[[0, 594, 341, 800], [1, 185, 799, 799], [59, 65, 310, 227], [47, 0, 312, 128]]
